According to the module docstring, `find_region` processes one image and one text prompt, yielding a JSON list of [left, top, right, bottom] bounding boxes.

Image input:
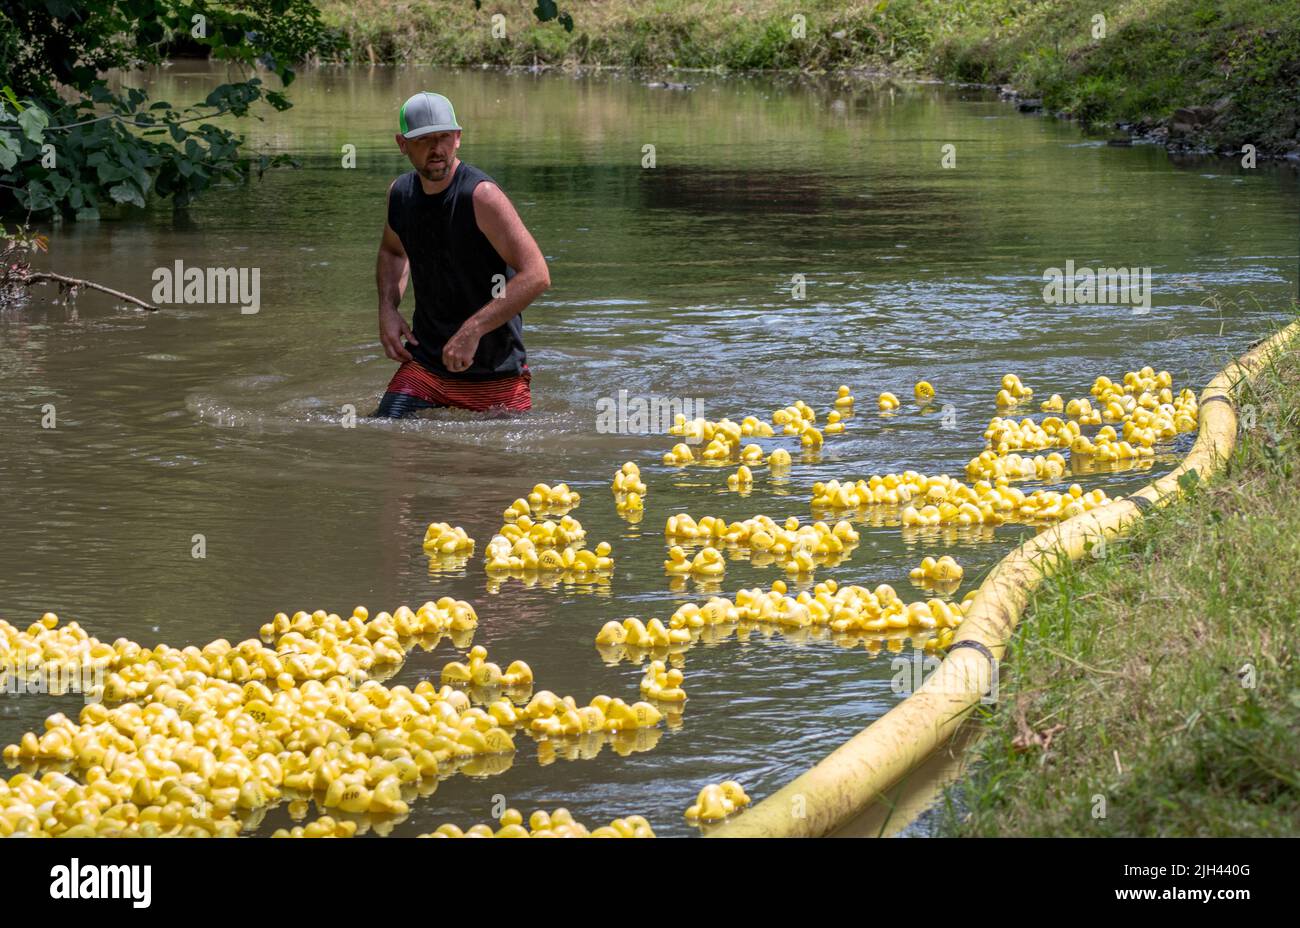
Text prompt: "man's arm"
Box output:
[[377, 181, 417, 363], [441, 181, 551, 373]]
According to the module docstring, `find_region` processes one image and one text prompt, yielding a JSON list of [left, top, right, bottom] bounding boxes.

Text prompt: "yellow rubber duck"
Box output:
[[639, 661, 687, 702], [726, 465, 754, 491], [421, 522, 475, 555], [878, 391, 900, 411], [612, 461, 647, 495], [695, 546, 727, 577], [684, 780, 751, 823], [662, 443, 695, 466], [834, 385, 854, 409], [664, 545, 693, 576], [914, 380, 935, 402], [908, 554, 964, 583]]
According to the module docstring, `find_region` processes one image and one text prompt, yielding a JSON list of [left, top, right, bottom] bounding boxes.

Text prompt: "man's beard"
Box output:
[[417, 160, 450, 182]]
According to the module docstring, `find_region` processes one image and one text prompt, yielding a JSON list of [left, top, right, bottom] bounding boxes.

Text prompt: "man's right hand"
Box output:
[[379, 307, 418, 363]]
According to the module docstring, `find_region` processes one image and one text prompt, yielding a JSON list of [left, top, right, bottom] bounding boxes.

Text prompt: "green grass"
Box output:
[[942, 319, 1300, 837], [313, 0, 1300, 153]]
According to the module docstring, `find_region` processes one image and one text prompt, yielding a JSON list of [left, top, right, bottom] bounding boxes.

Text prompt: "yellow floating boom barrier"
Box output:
[[711, 320, 1300, 838]]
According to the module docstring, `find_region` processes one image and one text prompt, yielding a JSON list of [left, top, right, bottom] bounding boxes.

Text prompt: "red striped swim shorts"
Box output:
[[374, 361, 532, 417]]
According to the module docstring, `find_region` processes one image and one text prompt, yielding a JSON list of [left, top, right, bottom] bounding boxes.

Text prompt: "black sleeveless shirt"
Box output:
[[387, 162, 527, 379]]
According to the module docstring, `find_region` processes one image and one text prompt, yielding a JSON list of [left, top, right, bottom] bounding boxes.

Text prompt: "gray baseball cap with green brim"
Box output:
[[398, 92, 462, 139]]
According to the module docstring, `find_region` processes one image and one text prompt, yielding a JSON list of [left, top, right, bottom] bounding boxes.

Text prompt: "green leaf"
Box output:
[[0, 134, 20, 171], [18, 106, 49, 144], [108, 180, 146, 208], [265, 90, 292, 112], [20, 179, 53, 212], [94, 160, 130, 184]]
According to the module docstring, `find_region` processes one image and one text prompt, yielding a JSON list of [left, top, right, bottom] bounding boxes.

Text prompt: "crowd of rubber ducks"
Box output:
[[421, 523, 475, 556], [518, 690, 665, 738], [664, 514, 860, 571], [3, 365, 1204, 837], [0, 604, 547, 835], [502, 483, 582, 521], [439, 646, 533, 688], [611, 462, 646, 514], [983, 414, 1081, 454], [611, 462, 646, 496], [596, 616, 692, 648], [274, 806, 657, 838], [423, 523, 477, 574], [966, 450, 1069, 481], [685, 781, 751, 823], [271, 815, 358, 838], [485, 534, 615, 575], [0, 593, 691, 836], [483, 509, 614, 577], [419, 807, 655, 838], [811, 471, 1113, 526], [597, 578, 970, 658]]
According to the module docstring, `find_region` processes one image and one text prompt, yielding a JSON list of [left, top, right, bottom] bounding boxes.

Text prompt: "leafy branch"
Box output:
[[0, 1, 335, 219]]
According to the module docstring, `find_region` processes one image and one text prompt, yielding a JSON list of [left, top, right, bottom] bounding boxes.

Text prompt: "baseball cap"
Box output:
[[398, 92, 462, 139]]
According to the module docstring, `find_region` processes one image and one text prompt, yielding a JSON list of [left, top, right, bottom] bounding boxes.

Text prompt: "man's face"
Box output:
[[397, 130, 461, 182]]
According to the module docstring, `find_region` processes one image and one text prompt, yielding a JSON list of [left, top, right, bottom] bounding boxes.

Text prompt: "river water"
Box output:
[[2, 64, 1296, 837]]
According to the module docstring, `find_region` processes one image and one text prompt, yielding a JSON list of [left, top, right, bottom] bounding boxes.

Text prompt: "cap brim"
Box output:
[[402, 124, 462, 139]]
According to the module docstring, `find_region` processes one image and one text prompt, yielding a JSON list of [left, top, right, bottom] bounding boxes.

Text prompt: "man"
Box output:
[[373, 91, 550, 417]]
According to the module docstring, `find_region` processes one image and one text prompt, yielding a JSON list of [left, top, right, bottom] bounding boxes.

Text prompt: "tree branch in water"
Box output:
[[24, 271, 158, 311]]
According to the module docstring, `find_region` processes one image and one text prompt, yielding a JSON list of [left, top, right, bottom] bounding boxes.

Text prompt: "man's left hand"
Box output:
[[442, 324, 481, 373]]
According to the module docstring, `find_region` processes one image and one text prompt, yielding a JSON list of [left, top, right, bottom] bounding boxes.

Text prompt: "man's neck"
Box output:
[[417, 157, 461, 195]]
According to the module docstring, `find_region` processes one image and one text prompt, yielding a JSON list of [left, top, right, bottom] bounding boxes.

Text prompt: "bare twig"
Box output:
[[0, 103, 253, 133], [26, 271, 157, 311]]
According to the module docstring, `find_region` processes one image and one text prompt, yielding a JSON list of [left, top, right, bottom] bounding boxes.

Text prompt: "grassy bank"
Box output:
[[943, 322, 1300, 837], [315, 0, 1300, 155]]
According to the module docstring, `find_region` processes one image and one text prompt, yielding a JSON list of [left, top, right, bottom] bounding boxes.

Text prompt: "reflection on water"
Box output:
[[2, 64, 1297, 836]]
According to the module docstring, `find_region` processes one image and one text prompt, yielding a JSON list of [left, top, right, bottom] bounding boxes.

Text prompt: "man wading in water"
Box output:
[[373, 91, 550, 417]]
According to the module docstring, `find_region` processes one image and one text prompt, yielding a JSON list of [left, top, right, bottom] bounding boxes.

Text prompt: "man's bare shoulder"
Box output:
[[472, 180, 508, 206]]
